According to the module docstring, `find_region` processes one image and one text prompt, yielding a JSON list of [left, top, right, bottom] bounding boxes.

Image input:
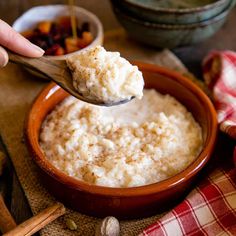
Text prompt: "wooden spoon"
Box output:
[[8, 51, 133, 106]]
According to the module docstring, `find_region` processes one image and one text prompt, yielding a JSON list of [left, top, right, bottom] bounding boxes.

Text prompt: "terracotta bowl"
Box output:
[[25, 62, 217, 219]]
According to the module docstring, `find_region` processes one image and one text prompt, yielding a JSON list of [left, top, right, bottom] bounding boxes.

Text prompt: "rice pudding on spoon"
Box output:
[[66, 46, 144, 105]]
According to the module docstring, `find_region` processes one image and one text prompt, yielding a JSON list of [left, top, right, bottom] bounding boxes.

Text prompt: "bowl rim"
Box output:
[[25, 62, 217, 197], [113, 1, 232, 29], [12, 4, 104, 60], [121, 0, 229, 13]]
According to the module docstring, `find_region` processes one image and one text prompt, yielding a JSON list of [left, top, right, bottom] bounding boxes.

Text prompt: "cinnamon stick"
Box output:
[[3, 202, 65, 236], [0, 194, 17, 233]]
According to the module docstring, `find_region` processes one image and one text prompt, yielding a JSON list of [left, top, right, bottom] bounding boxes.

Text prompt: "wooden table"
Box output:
[[0, 0, 236, 231]]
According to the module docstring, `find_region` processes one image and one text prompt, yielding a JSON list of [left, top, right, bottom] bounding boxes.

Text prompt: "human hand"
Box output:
[[0, 19, 44, 67]]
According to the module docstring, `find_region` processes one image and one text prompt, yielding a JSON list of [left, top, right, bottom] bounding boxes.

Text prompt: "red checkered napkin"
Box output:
[[141, 166, 236, 236], [203, 51, 236, 140], [141, 51, 236, 236]]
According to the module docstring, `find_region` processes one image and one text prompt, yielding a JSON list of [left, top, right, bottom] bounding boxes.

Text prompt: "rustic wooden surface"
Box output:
[[0, 0, 236, 233]]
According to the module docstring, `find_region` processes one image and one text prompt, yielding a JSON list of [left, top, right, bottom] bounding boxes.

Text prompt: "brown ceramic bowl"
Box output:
[[25, 62, 217, 219]]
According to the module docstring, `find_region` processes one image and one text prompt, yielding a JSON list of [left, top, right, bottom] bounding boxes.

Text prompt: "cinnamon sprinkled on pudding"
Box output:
[[66, 46, 144, 103], [40, 89, 203, 187]]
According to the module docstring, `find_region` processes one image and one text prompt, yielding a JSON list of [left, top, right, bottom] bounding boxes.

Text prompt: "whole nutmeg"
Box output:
[[95, 216, 120, 236]]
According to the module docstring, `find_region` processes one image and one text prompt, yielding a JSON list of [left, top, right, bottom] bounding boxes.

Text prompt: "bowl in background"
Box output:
[[25, 62, 217, 218], [12, 5, 103, 78], [117, 0, 231, 24], [111, 0, 234, 48]]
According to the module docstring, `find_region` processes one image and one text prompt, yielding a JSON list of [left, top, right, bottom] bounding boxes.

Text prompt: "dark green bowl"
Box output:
[[112, 0, 234, 48], [117, 0, 231, 24]]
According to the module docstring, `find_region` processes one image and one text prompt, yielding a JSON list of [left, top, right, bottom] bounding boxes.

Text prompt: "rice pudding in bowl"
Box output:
[[26, 62, 217, 217], [40, 89, 202, 188]]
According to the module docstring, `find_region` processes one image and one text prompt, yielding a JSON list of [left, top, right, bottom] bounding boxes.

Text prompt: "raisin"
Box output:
[[81, 22, 89, 32]]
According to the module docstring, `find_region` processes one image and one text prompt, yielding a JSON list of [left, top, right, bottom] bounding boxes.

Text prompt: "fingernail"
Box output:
[[0, 50, 8, 67], [30, 43, 45, 55]]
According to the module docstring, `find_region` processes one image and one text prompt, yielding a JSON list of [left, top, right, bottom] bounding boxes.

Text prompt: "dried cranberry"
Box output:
[[45, 44, 61, 56]]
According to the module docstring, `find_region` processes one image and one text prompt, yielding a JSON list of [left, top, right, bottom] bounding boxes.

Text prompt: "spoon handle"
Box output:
[[8, 51, 50, 79], [7, 50, 68, 81]]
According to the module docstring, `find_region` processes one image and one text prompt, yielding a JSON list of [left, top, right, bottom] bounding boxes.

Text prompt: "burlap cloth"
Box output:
[[0, 29, 203, 236]]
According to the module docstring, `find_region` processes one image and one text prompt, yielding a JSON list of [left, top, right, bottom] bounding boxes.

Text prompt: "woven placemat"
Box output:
[[0, 29, 203, 236]]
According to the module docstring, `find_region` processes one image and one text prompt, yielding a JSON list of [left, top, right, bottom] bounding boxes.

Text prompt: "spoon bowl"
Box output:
[[8, 51, 133, 106]]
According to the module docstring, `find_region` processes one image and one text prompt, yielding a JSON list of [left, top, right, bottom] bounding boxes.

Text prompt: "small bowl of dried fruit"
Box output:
[[12, 4, 103, 78]]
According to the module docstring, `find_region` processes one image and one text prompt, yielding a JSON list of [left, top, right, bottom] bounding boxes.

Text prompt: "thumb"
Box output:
[[0, 46, 8, 67]]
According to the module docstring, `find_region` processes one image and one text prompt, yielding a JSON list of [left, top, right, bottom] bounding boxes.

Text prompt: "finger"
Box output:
[[0, 46, 8, 67], [0, 19, 44, 57]]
